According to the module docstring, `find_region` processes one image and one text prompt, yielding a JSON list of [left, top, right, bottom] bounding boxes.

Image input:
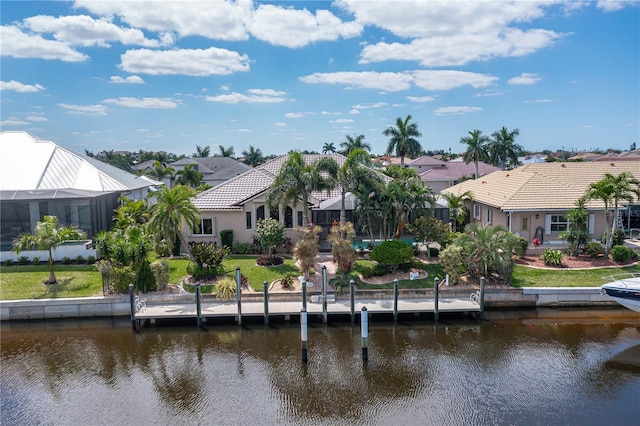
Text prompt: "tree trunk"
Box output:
[[47, 248, 57, 284]]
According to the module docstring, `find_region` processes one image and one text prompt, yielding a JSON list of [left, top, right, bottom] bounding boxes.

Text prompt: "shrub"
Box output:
[[540, 249, 564, 266], [256, 218, 285, 256], [136, 258, 156, 293], [32, 256, 41, 265], [111, 265, 136, 294], [584, 241, 603, 258], [220, 230, 234, 250], [234, 242, 254, 254], [4, 259, 13, 266], [370, 240, 414, 271], [76, 255, 86, 264], [515, 237, 529, 258], [18, 256, 29, 265], [256, 255, 284, 266], [87, 255, 96, 264], [280, 274, 294, 288], [61, 256, 72, 265], [188, 241, 230, 277], [215, 278, 237, 300], [610, 245, 634, 263], [150, 260, 170, 290], [440, 245, 465, 285], [602, 229, 626, 247]]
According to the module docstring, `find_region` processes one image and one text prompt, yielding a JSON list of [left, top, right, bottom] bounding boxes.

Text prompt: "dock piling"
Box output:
[[322, 265, 328, 324], [263, 281, 270, 325], [361, 306, 369, 361], [129, 284, 136, 331], [434, 277, 439, 322], [195, 283, 202, 328], [393, 279, 399, 322], [301, 308, 308, 363], [236, 267, 242, 325], [480, 276, 486, 320], [300, 276, 307, 310], [350, 279, 355, 324]]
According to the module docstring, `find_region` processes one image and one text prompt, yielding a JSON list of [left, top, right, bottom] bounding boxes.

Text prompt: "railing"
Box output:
[[601, 273, 640, 288]]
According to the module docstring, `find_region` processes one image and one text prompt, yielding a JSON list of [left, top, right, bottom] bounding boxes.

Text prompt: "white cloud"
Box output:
[[103, 97, 178, 109], [508, 73, 540, 85], [352, 102, 387, 109], [109, 75, 144, 84], [524, 99, 556, 103], [58, 103, 108, 115], [411, 70, 498, 90], [349, 109, 360, 115], [274, 122, 287, 127], [474, 91, 504, 97], [0, 118, 30, 126], [119, 48, 250, 76], [0, 80, 45, 93], [406, 96, 435, 103], [75, 0, 252, 41], [434, 106, 483, 116], [249, 4, 362, 48], [26, 116, 49, 122], [597, 0, 634, 12], [330, 118, 353, 123], [23, 15, 169, 48], [236, 128, 252, 132], [321, 111, 341, 115], [220, 85, 230, 91], [300, 72, 413, 92], [0, 25, 88, 62], [205, 89, 286, 103], [285, 112, 312, 118]]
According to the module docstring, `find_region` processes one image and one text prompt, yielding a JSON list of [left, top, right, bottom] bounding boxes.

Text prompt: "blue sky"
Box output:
[[1, 0, 638, 158]]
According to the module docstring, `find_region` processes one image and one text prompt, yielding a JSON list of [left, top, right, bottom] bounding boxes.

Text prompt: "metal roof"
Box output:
[[0, 131, 159, 193]]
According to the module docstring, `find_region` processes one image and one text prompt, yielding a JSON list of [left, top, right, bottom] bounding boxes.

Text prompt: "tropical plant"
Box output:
[[351, 172, 388, 244], [440, 190, 474, 232], [146, 160, 175, 181], [406, 216, 451, 259], [439, 244, 465, 285], [584, 241, 603, 258], [241, 145, 265, 166], [150, 260, 170, 290], [340, 134, 371, 155], [370, 240, 414, 273], [383, 114, 423, 166], [488, 127, 523, 170], [113, 196, 150, 230], [188, 242, 231, 277], [564, 196, 590, 256], [12, 215, 86, 284], [280, 274, 295, 289], [540, 248, 564, 267], [386, 174, 434, 238], [217, 145, 235, 157], [335, 148, 376, 226], [175, 164, 203, 188], [215, 277, 237, 299], [456, 224, 516, 283], [328, 222, 357, 292], [293, 225, 322, 280], [460, 129, 490, 179], [322, 142, 337, 154], [266, 151, 338, 227], [256, 218, 286, 257], [147, 185, 199, 259], [194, 144, 211, 157]]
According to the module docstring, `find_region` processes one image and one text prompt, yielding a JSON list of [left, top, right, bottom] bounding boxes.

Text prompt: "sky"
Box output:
[[1, 0, 638, 158]]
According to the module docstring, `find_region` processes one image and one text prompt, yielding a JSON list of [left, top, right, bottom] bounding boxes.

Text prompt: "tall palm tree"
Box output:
[[241, 145, 265, 167], [194, 145, 211, 158], [489, 127, 522, 170], [441, 190, 474, 232], [383, 115, 423, 166], [340, 134, 371, 156], [266, 152, 338, 227], [461, 129, 490, 179], [147, 185, 199, 258], [336, 148, 374, 226], [146, 160, 175, 181], [12, 215, 86, 284], [386, 176, 434, 238], [175, 164, 203, 188], [322, 142, 337, 154], [217, 145, 235, 158]]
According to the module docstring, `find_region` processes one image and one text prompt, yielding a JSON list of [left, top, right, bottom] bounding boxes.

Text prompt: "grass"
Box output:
[[1, 256, 639, 300]]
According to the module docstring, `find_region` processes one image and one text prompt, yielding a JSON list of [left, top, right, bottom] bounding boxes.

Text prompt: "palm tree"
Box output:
[[322, 142, 337, 154], [194, 145, 211, 158], [340, 134, 371, 156], [386, 176, 434, 238], [587, 172, 640, 255], [147, 185, 199, 258], [383, 115, 423, 166], [175, 164, 203, 188], [12, 215, 86, 284], [113, 196, 150, 229], [489, 127, 522, 170], [266, 152, 338, 227], [217, 145, 235, 158], [457, 223, 516, 283], [241, 145, 265, 167], [441, 190, 474, 232], [146, 160, 175, 181], [461, 129, 490, 179], [336, 148, 374, 226]]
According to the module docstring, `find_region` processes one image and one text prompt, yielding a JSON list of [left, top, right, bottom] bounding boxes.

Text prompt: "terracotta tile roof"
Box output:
[[407, 155, 446, 167], [442, 161, 640, 211], [419, 161, 498, 180]]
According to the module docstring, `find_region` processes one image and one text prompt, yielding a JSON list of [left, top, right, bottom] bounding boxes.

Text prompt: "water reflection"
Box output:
[[1, 310, 639, 425]]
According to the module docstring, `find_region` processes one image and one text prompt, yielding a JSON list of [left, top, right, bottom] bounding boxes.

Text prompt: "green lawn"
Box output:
[[2, 257, 639, 300]]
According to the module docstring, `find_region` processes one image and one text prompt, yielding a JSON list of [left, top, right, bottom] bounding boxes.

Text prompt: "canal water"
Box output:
[[1, 310, 639, 425]]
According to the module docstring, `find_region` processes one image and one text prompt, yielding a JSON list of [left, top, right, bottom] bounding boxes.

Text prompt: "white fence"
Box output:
[[0, 240, 96, 263]]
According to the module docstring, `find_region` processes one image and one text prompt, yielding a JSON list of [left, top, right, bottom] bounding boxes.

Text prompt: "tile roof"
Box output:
[[442, 161, 640, 211], [407, 155, 446, 167], [419, 161, 499, 181], [0, 131, 158, 193]]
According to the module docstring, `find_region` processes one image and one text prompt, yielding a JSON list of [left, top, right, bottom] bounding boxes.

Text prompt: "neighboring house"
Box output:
[[170, 157, 252, 188], [0, 131, 160, 261], [441, 161, 640, 247], [187, 154, 391, 250], [409, 156, 499, 194]]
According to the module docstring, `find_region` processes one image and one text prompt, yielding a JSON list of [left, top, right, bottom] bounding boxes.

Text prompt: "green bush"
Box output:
[[610, 245, 634, 263], [61, 256, 72, 265], [370, 240, 413, 269], [76, 255, 86, 264], [18, 256, 29, 265], [4, 259, 13, 266], [280, 274, 294, 288], [584, 241, 603, 258], [150, 260, 170, 290], [32, 256, 40, 265], [87, 255, 96, 264], [515, 237, 529, 258], [136, 259, 156, 293], [112, 266, 136, 294], [233, 242, 254, 254], [540, 249, 564, 266], [256, 255, 284, 266], [220, 230, 234, 250], [602, 229, 626, 247], [188, 241, 230, 277], [440, 245, 465, 285], [215, 277, 237, 300]]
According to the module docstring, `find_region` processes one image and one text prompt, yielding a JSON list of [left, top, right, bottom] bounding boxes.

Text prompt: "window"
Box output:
[[486, 208, 492, 223], [246, 211, 252, 230], [284, 206, 293, 228], [546, 214, 568, 233], [297, 211, 303, 227], [256, 205, 265, 221], [193, 218, 214, 235], [521, 217, 528, 231], [473, 204, 481, 220]]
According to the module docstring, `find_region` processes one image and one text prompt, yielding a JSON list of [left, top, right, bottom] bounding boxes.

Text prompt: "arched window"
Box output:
[[284, 206, 293, 228], [256, 205, 265, 222]]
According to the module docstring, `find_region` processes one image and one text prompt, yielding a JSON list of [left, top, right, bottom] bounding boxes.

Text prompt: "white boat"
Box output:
[[600, 273, 640, 313]]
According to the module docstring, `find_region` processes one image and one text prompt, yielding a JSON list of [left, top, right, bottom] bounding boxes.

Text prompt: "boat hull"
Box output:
[[601, 276, 640, 313]]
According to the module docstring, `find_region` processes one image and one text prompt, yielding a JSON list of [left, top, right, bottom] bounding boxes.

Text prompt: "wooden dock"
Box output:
[[134, 296, 481, 324]]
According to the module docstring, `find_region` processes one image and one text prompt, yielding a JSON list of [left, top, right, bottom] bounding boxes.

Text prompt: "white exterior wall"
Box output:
[[1, 240, 97, 262]]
